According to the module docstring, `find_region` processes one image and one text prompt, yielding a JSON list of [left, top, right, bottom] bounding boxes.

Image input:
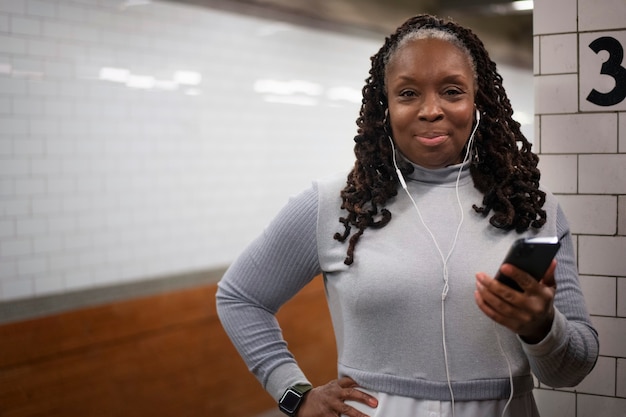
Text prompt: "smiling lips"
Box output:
[[415, 133, 449, 146]]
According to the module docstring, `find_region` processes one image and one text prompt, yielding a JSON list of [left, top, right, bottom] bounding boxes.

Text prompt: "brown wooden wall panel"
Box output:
[[0, 276, 337, 417]]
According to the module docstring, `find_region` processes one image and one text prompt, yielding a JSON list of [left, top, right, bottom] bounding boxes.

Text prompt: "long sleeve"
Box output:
[[521, 205, 599, 387], [215, 185, 322, 400]]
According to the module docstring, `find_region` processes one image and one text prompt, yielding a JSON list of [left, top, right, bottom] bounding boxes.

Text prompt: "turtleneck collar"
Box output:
[[404, 159, 472, 186]]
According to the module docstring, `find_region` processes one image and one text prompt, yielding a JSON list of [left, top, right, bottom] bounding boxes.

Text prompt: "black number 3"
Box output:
[[586, 36, 626, 107]]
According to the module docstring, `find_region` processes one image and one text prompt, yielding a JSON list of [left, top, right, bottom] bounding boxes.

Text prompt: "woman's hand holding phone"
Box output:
[[474, 237, 560, 343]]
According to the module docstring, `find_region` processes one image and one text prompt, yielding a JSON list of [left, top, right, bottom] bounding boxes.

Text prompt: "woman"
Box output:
[[216, 14, 598, 417]]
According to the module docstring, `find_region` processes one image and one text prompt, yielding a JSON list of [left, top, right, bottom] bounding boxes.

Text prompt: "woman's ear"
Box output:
[[383, 108, 391, 135]]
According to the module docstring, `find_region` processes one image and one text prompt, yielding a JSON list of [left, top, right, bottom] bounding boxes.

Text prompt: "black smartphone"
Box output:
[[495, 237, 561, 292]]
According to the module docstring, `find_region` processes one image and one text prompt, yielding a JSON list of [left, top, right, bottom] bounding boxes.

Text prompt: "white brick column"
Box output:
[[534, 0, 626, 414]]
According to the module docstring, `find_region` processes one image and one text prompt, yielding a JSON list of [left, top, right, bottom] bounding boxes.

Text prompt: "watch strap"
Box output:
[[278, 383, 313, 416], [292, 383, 313, 395]]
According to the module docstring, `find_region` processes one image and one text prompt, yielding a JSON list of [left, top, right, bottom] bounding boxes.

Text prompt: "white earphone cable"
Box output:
[[389, 110, 480, 417], [494, 322, 515, 417]]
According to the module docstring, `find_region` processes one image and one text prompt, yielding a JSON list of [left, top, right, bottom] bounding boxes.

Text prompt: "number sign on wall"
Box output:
[[580, 30, 626, 111]]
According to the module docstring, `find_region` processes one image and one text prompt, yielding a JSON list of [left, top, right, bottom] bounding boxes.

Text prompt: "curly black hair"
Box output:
[[334, 14, 546, 265]]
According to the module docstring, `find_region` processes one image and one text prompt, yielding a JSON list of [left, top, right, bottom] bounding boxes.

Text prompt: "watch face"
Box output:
[[279, 389, 302, 414]]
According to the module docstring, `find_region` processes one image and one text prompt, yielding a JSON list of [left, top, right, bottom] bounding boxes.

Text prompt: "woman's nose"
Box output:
[[418, 95, 444, 121]]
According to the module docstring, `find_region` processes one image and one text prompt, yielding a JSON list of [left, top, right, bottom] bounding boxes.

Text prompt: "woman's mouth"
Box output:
[[415, 134, 448, 146]]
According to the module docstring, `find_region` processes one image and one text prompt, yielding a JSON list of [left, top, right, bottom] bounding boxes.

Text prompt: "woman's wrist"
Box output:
[[520, 308, 555, 344]]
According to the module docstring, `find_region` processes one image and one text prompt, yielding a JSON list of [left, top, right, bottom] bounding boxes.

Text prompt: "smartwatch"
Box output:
[[278, 383, 313, 416]]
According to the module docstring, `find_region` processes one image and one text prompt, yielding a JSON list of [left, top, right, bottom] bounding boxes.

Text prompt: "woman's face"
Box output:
[[385, 38, 477, 169]]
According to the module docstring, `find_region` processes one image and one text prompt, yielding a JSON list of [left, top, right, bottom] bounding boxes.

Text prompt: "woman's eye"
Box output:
[[444, 89, 463, 96], [399, 90, 416, 97]]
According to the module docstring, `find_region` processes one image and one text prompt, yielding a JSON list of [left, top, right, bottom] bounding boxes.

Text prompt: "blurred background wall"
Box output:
[[0, 0, 369, 306], [0, 0, 533, 310]]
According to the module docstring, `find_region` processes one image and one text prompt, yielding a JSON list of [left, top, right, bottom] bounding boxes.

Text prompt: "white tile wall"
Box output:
[[539, 34, 577, 74], [557, 195, 616, 235], [534, 389, 576, 417], [578, 0, 626, 31], [579, 236, 626, 277], [533, 0, 577, 35], [618, 358, 626, 398], [533, 115, 541, 152], [619, 278, 626, 318], [579, 155, 626, 194], [619, 197, 626, 235], [0, 0, 363, 299], [534, 74, 578, 114], [535, 1, 626, 414], [572, 356, 616, 396], [1, 277, 32, 299], [592, 316, 626, 357], [541, 113, 618, 154], [620, 112, 626, 153], [577, 394, 626, 417], [579, 275, 617, 316], [533, 36, 540, 75], [538, 154, 578, 193]]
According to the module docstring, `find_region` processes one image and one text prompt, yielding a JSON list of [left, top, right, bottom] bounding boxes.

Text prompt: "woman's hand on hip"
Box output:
[[474, 260, 557, 344], [298, 376, 378, 417]]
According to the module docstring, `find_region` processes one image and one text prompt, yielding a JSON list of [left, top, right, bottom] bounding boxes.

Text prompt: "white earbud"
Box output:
[[469, 108, 481, 143], [388, 135, 408, 190]]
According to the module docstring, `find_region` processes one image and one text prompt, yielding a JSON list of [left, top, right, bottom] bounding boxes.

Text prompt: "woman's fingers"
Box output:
[[299, 377, 378, 417], [475, 266, 555, 343], [338, 377, 378, 408]]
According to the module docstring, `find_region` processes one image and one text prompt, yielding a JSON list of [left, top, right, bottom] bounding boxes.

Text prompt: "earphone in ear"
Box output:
[[460, 107, 481, 164], [388, 135, 407, 190]]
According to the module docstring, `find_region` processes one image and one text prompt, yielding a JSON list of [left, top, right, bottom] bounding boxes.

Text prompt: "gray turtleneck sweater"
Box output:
[[216, 162, 598, 406]]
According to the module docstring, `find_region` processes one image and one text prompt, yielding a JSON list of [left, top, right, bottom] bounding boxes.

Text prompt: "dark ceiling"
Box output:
[[169, 0, 533, 68]]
